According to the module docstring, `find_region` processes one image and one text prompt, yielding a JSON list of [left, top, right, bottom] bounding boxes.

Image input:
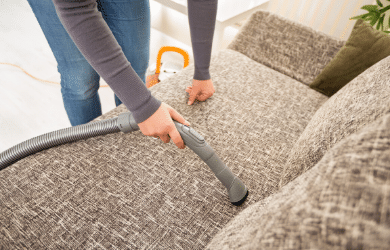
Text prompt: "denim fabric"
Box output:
[[27, 0, 150, 126]]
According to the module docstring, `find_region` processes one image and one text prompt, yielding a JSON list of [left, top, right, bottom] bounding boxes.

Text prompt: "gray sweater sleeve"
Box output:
[[188, 0, 218, 81], [52, 0, 217, 124]]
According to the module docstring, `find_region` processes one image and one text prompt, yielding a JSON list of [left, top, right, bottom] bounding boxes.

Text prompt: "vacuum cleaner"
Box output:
[[0, 112, 249, 205]]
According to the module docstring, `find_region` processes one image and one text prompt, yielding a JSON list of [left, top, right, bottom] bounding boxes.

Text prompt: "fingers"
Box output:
[[187, 87, 198, 105], [159, 134, 171, 144], [168, 104, 190, 126], [167, 106, 191, 149], [138, 102, 190, 150], [187, 80, 199, 105], [187, 79, 215, 105], [155, 126, 185, 149], [168, 128, 185, 149]]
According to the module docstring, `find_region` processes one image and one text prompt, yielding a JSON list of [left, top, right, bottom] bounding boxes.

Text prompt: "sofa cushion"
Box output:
[[310, 19, 390, 97], [227, 10, 345, 86], [206, 113, 390, 250], [0, 49, 328, 249], [280, 54, 390, 188]]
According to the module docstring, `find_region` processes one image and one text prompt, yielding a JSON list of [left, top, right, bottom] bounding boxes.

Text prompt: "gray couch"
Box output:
[[1, 9, 390, 249]]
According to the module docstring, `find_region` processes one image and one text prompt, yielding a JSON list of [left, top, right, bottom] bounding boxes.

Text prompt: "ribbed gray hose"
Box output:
[[0, 112, 248, 205], [0, 117, 120, 170]]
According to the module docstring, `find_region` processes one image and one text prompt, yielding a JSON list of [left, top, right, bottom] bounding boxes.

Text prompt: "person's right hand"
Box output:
[[137, 102, 191, 149]]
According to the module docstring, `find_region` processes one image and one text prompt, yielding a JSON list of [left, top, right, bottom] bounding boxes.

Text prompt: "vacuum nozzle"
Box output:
[[118, 112, 249, 205]]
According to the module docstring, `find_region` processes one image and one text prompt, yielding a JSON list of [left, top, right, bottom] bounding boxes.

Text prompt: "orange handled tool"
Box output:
[[146, 46, 190, 88]]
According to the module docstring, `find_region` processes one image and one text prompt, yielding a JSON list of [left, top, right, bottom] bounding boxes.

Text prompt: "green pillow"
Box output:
[[309, 19, 390, 97]]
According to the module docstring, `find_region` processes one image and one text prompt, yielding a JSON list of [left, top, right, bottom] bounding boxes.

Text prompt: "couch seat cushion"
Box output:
[[206, 113, 390, 249], [0, 49, 327, 249], [280, 54, 390, 188]]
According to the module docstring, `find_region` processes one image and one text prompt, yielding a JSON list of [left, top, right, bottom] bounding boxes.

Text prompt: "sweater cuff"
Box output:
[[131, 96, 162, 124], [194, 66, 211, 81], [107, 65, 162, 124]]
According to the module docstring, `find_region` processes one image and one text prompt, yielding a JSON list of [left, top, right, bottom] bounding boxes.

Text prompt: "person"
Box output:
[[26, 0, 217, 149]]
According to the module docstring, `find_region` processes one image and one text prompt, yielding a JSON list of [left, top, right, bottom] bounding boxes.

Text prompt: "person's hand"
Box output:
[[137, 102, 191, 149], [186, 79, 215, 105]]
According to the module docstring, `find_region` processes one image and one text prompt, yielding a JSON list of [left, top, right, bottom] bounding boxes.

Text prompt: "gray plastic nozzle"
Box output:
[[118, 112, 248, 205]]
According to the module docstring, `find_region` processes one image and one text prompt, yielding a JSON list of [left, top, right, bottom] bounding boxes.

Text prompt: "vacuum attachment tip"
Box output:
[[231, 190, 249, 206]]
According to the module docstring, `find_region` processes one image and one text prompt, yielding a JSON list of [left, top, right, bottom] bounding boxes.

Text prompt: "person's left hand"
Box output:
[[186, 79, 215, 105]]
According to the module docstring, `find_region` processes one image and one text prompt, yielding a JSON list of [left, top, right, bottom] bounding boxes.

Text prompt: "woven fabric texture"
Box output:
[[280, 54, 390, 188], [309, 19, 390, 97], [206, 113, 390, 250], [227, 10, 346, 86], [0, 49, 327, 249]]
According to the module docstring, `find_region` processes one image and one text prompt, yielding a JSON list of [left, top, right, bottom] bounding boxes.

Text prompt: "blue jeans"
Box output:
[[27, 0, 150, 126]]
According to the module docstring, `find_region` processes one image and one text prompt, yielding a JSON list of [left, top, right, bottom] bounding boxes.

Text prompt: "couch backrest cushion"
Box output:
[[227, 10, 346, 86], [206, 113, 390, 250], [309, 19, 390, 97], [280, 54, 390, 187]]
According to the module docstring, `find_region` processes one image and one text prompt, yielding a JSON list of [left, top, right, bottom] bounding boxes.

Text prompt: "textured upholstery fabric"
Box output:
[[227, 10, 346, 86], [206, 113, 390, 250], [280, 54, 390, 188], [310, 19, 390, 97], [0, 49, 328, 249]]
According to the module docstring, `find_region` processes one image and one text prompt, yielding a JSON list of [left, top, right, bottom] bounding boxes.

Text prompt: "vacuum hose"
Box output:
[[0, 112, 248, 205]]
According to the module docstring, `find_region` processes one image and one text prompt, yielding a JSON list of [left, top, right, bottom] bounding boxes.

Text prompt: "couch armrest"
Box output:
[[227, 10, 346, 86]]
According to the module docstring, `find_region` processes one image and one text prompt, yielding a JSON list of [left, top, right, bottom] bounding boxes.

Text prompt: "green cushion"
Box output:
[[309, 19, 390, 97]]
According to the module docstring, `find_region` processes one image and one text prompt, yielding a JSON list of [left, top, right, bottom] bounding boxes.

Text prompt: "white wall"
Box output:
[[267, 0, 376, 40]]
